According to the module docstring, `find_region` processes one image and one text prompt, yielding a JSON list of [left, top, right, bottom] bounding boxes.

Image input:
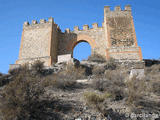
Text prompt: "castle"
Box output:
[[12, 5, 143, 67]]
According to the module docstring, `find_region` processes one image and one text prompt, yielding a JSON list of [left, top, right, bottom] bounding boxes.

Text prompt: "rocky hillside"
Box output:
[[0, 55, 160, 120]]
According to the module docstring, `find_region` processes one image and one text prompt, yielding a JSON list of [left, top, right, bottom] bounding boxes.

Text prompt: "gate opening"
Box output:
[[73, 42, 91, 61]]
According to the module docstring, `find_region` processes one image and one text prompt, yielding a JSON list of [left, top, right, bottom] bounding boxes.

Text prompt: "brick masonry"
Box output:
[[15, 5, 143, 67]]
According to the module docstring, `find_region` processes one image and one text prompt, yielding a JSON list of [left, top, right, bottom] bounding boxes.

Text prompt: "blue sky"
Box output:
[[0, 0, 160, 73], [73, 42, 91, 61]]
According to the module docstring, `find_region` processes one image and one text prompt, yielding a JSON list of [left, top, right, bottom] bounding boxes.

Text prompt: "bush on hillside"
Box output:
[[92, 65, 105, 76], [145, 64, 160, 95], [151, 81, 160, 96], [126, 76, 147, 106], [43, 63, 86, 90], [104, 58, 117, 70], [0, 75, 11, 87], [0, 72, 3, 76], [84, 92, 112, 116], [0, 64, 44, 120], [31, 60, 45, 75], [92, 70, 126, 101], [8, 64, 30, 76], [84, 92, 111, 107], [88, 54, 106, 63]]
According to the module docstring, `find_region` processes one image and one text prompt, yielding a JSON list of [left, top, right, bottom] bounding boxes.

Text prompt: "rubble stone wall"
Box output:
[[14, 5, 143, 67]]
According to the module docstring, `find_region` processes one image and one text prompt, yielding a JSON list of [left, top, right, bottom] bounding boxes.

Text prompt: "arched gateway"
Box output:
[[71, 34, 96, 57], [72, 41, 91, 61], [13, 5, 142, 68]]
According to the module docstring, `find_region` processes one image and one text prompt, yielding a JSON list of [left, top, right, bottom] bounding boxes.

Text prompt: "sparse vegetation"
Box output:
[[84, 92, 111, 111], [88, 54, 106, 63], [8, 64, 30, 76], [42, 63, 86, 90], [92, 65, 105, 75], [0, 64, 45, 120], [104, 57, 117, 70], [84, 92, 106, 106], [0, 75, 11, 87], [0, 58, 160, 119], [0, 72, 3, 76], [92, 70, 126, 100], [145, 64, 160, 96], [126, 76, 147, 106], [151, 81, 160, 96], [31, 60, 45, 75], [62, 63, 86, 80]]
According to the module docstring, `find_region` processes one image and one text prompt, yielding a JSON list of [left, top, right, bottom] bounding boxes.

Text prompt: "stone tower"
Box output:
[[16, 18, 60, 66], [12, 5, 142, 68], [104, 5, 142, 61]]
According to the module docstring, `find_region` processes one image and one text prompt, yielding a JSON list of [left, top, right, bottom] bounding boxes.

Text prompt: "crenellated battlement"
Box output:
[[23, 17, 56, 28], [104, 5, 131, 12], [64, 22, 104, 33], [14, 5, 142, 68]]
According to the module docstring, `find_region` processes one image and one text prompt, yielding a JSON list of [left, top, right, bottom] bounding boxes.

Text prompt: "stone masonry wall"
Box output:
[[16, 18, 59, 66], [14, 5, 143, 68], [58, 24, 106, 57], [104, 5, 142, 61]]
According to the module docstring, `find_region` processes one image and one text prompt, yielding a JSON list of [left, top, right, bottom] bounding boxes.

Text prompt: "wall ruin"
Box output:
[[14, 5, 143, 67]]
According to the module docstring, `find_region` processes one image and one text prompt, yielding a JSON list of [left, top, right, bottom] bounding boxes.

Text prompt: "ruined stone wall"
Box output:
[[104, 5, 142, 61], [50, 22, 60, 63], [14, 5, 143, 68], [16, 18, 59, 66], [58, 23, 106, 57]]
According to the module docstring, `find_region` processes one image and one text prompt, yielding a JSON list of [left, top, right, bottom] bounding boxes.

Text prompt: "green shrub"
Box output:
[[88, 54, 106, 63]]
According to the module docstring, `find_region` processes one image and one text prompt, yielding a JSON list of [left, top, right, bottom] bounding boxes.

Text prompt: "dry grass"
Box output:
[[145, 64, 160, 96], [0, 64, 44, 120], [83, 92, 112, 116], [84, 92, 105, 105], [1, 59, 160, 119], [145, 64, 160, 75], [63, 63, 86, 80], [92, 70, 126, 101], [84, 92, 111, 107], [92, 65, 105, 76], [126, 76, 147, 106], [88, 54, 106, 63], [0, 75, 11, 87], [104, 58, 117, 70], [31, 60, 44, 75], [0, 73, 3, 76], [42, 63, 86, 90]]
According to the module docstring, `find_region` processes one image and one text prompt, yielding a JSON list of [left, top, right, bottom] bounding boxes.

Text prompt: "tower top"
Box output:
[[104, 5, 131, 12]]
